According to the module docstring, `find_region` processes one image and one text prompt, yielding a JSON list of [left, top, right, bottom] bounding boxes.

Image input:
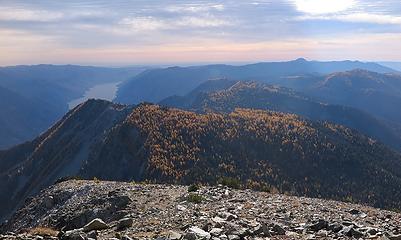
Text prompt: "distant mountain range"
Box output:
[[0, 65, 146, 149], [116, 58, 396, 104], [2, 59, 401, 224], [379, 62, 401, 72], [301, 70, 401, 125], [1, 100, 401, 222], [1, 60, 399, 150]]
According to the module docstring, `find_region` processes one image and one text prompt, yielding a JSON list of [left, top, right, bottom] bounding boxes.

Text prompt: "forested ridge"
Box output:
[[111, 104, 401, 210], [2, 100, 401, 223]]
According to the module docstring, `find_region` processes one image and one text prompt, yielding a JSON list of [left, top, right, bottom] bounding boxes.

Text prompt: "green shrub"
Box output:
[[187, 193, 204, 203], [188, 184, 200, 192], [219, 177, 241, 189]]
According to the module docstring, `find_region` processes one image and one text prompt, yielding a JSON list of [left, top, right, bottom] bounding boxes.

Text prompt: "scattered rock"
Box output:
[[167, 230, 182, 240], [117, 218, 133, 230], [308, 219, 328, 232], [177, 205, 187, 211], [62, 229, 87, 240], [43, 196, 55, 209], [349, 209, 361, 215], [2, 181, 401, 240], [327, 223, 343, 233], [121, 236, 133, 240], [188, 226, 211, 239], [388, 233, 401, 240], [343, 226, 364, 238], [271, 223, 286, 235], [82, 218, 109, 232], [209, 228, 223, 236]]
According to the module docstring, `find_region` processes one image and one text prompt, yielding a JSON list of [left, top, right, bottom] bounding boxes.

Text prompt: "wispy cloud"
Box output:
[[292, 0, 356, 15], [119, 15, 231, 32], [297, 12, 401, 25], [166, 3, 225, 13], [0, 6, 63, 22], [334, 13, 401, 25]]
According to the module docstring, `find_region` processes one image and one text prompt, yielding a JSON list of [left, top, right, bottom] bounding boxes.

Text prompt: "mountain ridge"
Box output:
[[115, 59, 395, 104], [2, 99, 401, 223], [160, 79, 401, 151]]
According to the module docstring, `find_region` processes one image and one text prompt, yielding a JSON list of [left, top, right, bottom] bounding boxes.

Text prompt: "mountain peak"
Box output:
[[294, 57, 308, 62]]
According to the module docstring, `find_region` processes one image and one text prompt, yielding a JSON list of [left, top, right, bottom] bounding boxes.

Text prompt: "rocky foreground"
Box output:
[[1, 180, 401, 240]]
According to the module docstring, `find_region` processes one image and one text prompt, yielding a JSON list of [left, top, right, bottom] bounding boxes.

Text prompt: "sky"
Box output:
[[0, 0, 401, 66]]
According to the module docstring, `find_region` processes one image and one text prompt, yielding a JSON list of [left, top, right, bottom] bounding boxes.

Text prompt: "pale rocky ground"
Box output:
[[1, 180, 401, 240]]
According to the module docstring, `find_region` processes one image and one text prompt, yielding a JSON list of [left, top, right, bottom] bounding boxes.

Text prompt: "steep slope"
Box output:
[[0, 65, 145, 149], [115, 59, 394, 104], [0, 100, 133, 221], [160, 80, 401, 151], [2, 101, 401, 223]]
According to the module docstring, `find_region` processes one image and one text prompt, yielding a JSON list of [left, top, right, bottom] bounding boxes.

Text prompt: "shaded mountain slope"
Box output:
[[0, 100, 133, 221], [115, 59, 394, 104], [0, 86, 62, 149], [0, 65, 145, 149], [160, 80, 401, 151], [2, 101, 401, 222], [303, 69, 401, 124]]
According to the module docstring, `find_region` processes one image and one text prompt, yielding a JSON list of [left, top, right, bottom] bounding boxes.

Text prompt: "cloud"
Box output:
[[176, 16, 231, 28], [336, 13, 401, 24], [119, 15, 231, 32], [0, 6, 63, 22], [298, 13, 401, 25], [292, 0, 356, 15], [166, 4, 225, 13], [120, 17, 166, 31]]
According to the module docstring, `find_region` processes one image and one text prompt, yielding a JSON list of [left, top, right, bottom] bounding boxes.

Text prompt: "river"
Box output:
[[68, 81, 121, 109]]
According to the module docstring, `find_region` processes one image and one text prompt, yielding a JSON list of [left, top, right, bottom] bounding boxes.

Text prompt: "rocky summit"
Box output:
[[1, 180, 400, 240]]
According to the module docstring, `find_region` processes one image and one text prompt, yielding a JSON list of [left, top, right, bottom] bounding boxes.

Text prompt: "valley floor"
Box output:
[[2, 180, 401, 240]]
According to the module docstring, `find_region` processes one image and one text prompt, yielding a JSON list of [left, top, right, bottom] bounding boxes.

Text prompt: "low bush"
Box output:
[[187, 193, 204, 203], [219, 177, 241, 189], [188, 184, 200, 192]]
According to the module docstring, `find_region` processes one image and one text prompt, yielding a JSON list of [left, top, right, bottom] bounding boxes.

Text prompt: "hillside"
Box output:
[[0, 86, 62, 149], [160, 80, 401, 151], [0, 100, 133, 221], [0, 65, 145, 149], [115, 59, 394, 104], [2, 100, 401, 223], [303, 69, 401, 124], [2, 180, 401, 240]]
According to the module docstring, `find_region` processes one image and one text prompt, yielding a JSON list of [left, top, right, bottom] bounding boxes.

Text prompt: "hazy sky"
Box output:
[[1, 0, 401, 66]]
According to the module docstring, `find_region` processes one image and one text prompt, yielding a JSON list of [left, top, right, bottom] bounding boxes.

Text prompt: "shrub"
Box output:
[[219, 177, 241, 189], [187, 193, 204, 203], [93, 177, 100, 183], [188, 184, 200, 192]]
